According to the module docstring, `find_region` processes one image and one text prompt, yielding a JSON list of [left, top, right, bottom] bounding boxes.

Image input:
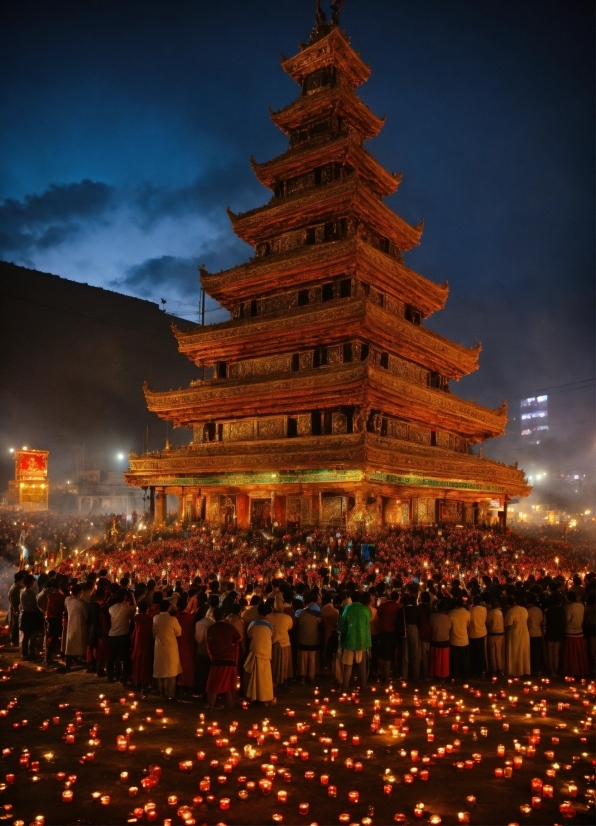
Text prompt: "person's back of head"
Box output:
[[230, 603, 242, 616], [257, 603, 269, 617], [573, 575, 581, 586], [567, 591, 577, 603], [360, 592, 371, 607], [138, 600, 148, 614], [213, 607, 225, 622], [420, 591, 430, 605], [14, 571, 25, 583], [226, 581, 235, 593], [120, 577, 130, 588], [23, 573, 35, 588], [526, 593, 536, 606], [160, 599, 170, 613], [455, 596, 464, 609], [250, 595, 260, 606], [113, 587, 126, 604], [209, 593, 220, 609], [71, 583, 82, 597], [472, 594, 482, 607]]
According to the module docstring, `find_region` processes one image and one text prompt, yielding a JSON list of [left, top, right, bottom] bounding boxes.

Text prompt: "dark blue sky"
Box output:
[[1, 0, 594, 476]]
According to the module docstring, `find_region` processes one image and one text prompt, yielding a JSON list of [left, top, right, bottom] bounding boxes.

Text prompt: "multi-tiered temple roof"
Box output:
[[126, 9, 529, 529]]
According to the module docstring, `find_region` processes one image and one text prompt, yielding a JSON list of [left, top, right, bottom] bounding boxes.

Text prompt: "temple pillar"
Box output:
[[177, 488, 185, 522], [149, 487, 155, 522], [237, 494, 250, 529], [273, 495, 285, 528], [155, 487, 166, 525]]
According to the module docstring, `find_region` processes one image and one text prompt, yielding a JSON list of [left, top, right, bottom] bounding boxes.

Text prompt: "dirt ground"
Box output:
[[0, 633, 593, 826]]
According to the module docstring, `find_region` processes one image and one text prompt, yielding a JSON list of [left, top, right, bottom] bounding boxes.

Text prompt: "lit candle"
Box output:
[[272, 815, 283, 824], [348, 791, 359, 804], [277, 790, 288, 803], [62, 790, 73, 803], [466, 796, 476, 807], [497, 744, 505, 757], [567, 783, 577, 798], [259, 779, 272, 795], [128, 787, 138, 797], [530, 778, 543, 793], [457, 813, 470, 824], [494, 768, 504, 778], [120, 771, 129, 783], [168, 795, 178, 806], [320, 775, 329, 785], [531, 797, 541, 809], [542, 784, 554, 798], [352, 735, 360, 746], [519, 803, 532, 816], [219, 798, 230, 811], [100, 795, 110, 805], [328, 785, 337, 798], [298, 802, 309, 815], [420, 770, 429, 781]]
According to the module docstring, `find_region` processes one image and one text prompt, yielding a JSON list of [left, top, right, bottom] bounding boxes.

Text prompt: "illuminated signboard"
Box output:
[[15, 450, 48, 480], [14, 449, 49, 511], [520, 395, 548, 437]]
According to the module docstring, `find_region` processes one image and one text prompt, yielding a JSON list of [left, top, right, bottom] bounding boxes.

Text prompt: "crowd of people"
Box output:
[[3, 515, 595, 709]]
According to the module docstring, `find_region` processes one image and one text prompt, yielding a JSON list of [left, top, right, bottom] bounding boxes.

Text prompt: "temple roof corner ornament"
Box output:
[[225, 206, 237, 224], [498, 400, 508, 417], [474, 341, 483, 353]]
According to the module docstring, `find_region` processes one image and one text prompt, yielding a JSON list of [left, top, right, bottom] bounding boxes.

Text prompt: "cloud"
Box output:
[[0, 179, 115, 255]]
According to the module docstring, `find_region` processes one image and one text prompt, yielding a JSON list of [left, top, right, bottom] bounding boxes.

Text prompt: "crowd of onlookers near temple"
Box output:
[[4, 513, 594, 708]]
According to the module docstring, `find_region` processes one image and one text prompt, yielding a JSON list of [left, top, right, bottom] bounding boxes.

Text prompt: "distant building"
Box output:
[[520, 395, 548, 441]]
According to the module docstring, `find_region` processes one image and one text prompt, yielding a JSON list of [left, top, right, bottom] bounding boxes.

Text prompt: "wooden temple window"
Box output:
[[287, 417, 298, 438], [429, 371, 443, 389], [204, 421, 216, 442], [360, 343, 370, 361], [430, 429, 437, 447], [216, 361, 227, 379], [250, 299, 258, 317], [322, 411, 333, 435], [313, 345, 327, 368], [311, 410, 322, 435], [405, 304, 422, 325], [322, 282, 334, 302], [305, 227, 316, 245], [380, 351, 389, 369], [291, 353, 300, 372], [339, 278, 351, 298], [298, 289, 309, 306], [342, 343, 353, 363]]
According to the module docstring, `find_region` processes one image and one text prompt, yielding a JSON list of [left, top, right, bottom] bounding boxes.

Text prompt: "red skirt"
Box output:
[[430, 645, 450, 678], [206, 665, 237, 695], [562, 634, 588, 678]]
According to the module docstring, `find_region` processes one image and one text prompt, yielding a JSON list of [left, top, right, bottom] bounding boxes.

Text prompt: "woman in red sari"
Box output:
[[131, 601, 154, 692], [176, 595, 196, 698]]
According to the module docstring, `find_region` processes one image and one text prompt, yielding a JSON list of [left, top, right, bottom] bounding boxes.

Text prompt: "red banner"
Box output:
[[15, 450, 48, 480]]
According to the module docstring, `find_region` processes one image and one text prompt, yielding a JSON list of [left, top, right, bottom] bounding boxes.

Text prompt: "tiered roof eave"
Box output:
[[270, 85, 384, 139], [198, 237, 448, 317], [227, 177, 423, 250], [174, 297, 480, 380], [142, 362, 506, 440], [282, 26, 371, 88], [250, 136, 400, 198]]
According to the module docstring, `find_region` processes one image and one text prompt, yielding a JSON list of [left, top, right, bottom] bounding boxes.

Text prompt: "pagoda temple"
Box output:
[[126, 7, 529, 530]]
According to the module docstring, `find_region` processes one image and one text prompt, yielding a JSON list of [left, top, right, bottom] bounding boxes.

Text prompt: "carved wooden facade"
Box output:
[[125, 12, 529, 529]]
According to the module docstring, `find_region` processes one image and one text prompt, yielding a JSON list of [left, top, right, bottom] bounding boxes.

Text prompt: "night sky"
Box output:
[[1, 0, 594, 482]]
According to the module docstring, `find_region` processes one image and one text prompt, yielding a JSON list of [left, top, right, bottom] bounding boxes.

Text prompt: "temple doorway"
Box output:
[[251, 498, 272, 529]]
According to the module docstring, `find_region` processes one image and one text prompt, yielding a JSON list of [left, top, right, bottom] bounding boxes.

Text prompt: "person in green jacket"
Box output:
[[339, 591, 372, 691]]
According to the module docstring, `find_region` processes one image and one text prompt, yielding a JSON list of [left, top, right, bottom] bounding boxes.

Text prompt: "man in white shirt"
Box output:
[[107, 589, 135, 684]]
